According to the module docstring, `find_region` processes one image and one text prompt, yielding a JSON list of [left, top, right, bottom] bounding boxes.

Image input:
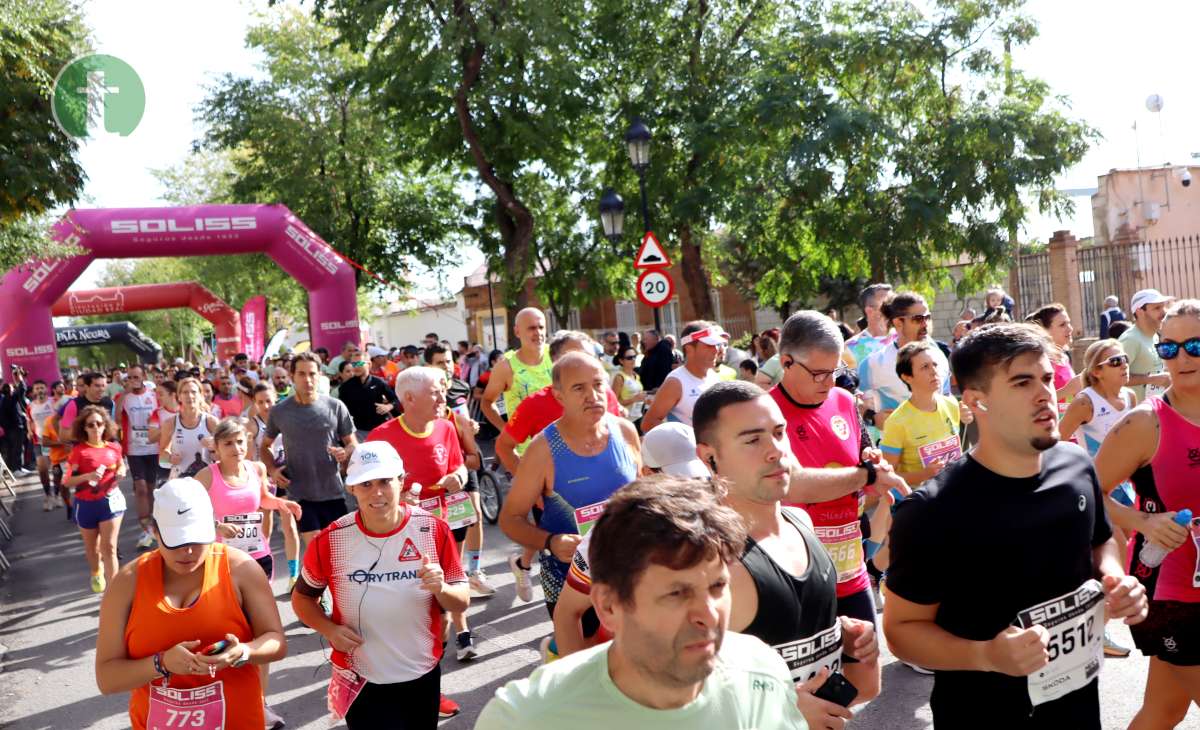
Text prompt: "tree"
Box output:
[[195, 7, 468, 292]]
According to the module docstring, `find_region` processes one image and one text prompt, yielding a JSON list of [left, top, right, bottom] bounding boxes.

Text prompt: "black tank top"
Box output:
[[741, 508, 841, 682]]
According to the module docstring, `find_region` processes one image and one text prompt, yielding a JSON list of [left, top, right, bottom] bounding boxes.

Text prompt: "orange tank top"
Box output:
[[124, 543, 263, 729]]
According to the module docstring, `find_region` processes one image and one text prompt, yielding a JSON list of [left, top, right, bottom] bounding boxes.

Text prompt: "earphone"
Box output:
[[975, 401, 988, 412], [708, 456, 718, 471]]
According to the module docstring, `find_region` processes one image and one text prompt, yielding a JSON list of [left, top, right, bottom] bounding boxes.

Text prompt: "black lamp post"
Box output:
[[599, 187, 626, 254], [600, 116, 661, 331]]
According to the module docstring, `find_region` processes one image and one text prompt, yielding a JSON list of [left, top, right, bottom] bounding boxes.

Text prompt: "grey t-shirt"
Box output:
[[265, 395, 354, 502]]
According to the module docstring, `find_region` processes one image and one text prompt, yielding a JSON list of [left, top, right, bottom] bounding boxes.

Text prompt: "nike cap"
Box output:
[[346, 440, 405, 486], [1131, 288, 1173, 313], [152, 478, 216, 548], [642, 423, 710, 479]]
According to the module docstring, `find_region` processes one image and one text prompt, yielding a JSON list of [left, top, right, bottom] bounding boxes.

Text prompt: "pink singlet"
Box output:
[[208, 462, 269, 560]]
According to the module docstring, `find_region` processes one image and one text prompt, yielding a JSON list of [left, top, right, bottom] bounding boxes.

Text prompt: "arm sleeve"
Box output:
[[882, 491, 945, 605], [335, 400, 354, 439], [503, 398, 534, 444], [435, 519, 467, 584], [298, 530, 329, 592], [879, 413, 904, 456], [264, 407, 280, 440]]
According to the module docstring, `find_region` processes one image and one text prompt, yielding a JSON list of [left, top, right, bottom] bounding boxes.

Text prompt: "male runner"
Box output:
[[57, 372, 115, 439], [884, 322, 1148, 728], [479, 477, 807, 729], [116, 366, 161, 549], [841, 283, 895, 370], [771, 311, 908, 627], [210, 372, 242, 419], [262, 352, 356, 548], [1119, 288, 1173, 400], [481, 307, 551, 433], [27, 381, 58, 511], [640, 321, 726, 431], [694, 381, 881, 729], [858, 291, 950, 431], [337, 349, 397, 440], [501, 352, 640, 636]]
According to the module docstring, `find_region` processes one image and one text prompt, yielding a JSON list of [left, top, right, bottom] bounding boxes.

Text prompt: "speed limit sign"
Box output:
[[636, 269, 674, 308]]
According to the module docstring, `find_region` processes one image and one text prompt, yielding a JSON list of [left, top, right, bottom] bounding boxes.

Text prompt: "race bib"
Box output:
[[573, 501, 608, 537], [327, 665, 367, 721], [107, 488, 127, 513], [1146, 377, 1168, 400], [813, 521, 863, 584], [1015, 579, 1105, 707], [917, 435, 961, 467], [222, 513, 264, 555], [147, 681, 225, 730], [445, 491, 478, 530], [131, 428, 151, 449], [420, 496, 444, 520], [774, 622, 843, 684]]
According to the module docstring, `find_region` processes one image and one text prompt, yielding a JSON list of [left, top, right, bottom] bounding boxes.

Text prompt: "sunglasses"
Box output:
[[1102, 354, 1129, 368], [351, 360, 367, 367], [903, 314, 933, 324], [1155, 338, 1200, 360], [85, 421, 105, 429], [620, 354, 636, 360]]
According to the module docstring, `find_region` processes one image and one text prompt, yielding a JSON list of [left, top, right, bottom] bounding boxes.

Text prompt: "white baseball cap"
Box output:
[[680, 325, 731, 347], [346, 440, 405, 486], [367, 345, 388, 359], [1131, 288, 1173, 312], [642, 423, 710, 479], [152, 478, 216, 549]]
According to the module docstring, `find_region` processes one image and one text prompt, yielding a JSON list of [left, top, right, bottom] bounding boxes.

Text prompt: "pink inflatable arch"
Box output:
[[51, 282, 241, 364], [0, 205, 359, 384]]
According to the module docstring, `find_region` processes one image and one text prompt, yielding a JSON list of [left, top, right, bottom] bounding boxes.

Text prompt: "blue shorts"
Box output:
[[74, 489, 127, 530]]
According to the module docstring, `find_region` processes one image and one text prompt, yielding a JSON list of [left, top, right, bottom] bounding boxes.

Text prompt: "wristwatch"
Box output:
[[231, 643, 252, 669], [858, 459, 877, 487]]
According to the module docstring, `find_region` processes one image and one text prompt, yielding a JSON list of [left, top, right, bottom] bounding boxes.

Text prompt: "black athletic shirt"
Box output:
[[741, 507, 841, 681], [886, 442, 1112, 728]]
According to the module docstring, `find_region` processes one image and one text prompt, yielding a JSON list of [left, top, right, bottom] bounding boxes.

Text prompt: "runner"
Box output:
[[1119, 288, 1173, 400], [842, 283, 896, 370], [770, 311, 908, 631], [39, 400, 72, 516], [28, 380, 58, 511], [338, 348, 397, 441], [425, 344, 497, 596], [693, 381, 881, 729], [1026, 303, 1082, 413], [480, 307, 551, 434], [1094, 300, 1200, 728], [247, 383, 302, 588], [858, 292, 951, 431], [884, 322, 1147, 728], [478, 476, 807, 729], [270, 367, 292, 398], [58, 371, 115, 439], [94, 478, 287, 730], [640, 321, 727, 431], [262, 352, 356, 556], [879, 341, 966, 487], [159, 378, 220, 480], [291, 441, 468, 729], [211, 372, 242, 419], [62, 405, 127, 591], [611, 345, 646, 423], [194, 418, 301, 729], [500, 352, 641, 654], [117, 366, 162, 549]]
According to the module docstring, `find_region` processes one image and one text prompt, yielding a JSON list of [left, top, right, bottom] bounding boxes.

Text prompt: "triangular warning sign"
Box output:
[[398, 537, 422, 562], [634, 232, 671, 269]]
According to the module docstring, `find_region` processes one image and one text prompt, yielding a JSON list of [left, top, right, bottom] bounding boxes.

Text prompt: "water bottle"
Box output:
[[89, 463, 107, 489], [1139, 509, 1193, 568]]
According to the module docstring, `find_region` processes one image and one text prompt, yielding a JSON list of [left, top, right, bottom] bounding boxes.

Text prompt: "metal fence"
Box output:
[[1014, 250, 1053, 320], [1075, 235, 1200, 337]]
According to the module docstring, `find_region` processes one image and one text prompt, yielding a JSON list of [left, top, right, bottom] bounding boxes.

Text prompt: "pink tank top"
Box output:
[[1053, 359, 1074, 417], [1148, 397, 1200, 603], [208, 462, 268, 559]]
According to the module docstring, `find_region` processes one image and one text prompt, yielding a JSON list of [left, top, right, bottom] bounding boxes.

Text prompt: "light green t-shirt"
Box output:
[[1119, 326, 1163, 400], [758, 355, 783, 387], [476, 632, 808, 730]]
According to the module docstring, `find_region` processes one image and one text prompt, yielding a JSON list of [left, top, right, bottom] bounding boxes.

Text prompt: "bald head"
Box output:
[[514, 307, 547, 350]]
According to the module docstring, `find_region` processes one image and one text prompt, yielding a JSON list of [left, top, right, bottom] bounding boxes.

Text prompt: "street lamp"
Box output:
[[599, 187, 626, 255], [625, 117, 652, 234]]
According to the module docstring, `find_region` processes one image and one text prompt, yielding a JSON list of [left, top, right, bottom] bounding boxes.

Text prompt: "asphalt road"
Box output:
[[0, 468, 1196, 730]]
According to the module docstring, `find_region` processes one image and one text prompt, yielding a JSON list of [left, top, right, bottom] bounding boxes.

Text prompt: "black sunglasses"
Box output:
[[1156, 338, 1200, 360], [1102, 354, 1129, 368]]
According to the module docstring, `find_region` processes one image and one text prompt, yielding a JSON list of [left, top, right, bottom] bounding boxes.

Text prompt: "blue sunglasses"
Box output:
[[1155, 338, 1200, 360]]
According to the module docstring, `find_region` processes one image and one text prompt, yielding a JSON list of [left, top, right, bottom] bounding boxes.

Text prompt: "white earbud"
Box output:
[[975, 401, 988, 412]]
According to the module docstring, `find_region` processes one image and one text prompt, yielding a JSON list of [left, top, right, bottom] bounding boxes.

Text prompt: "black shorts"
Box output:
[[545, 601, 602, 639], [297, 498, 349, 533], [127, 454, 161, 484], [255, 553, 274, 579], [1131, 599, 1200, 665], [463, 469, 479, 494], [345, 663, 439, 730]]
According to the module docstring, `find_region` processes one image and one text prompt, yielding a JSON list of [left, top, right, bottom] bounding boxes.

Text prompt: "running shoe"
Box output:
[[903, 661, 934, 675], [1104, 629, 1132, 657], [263, 704, 285, 729], [42, 494, 51, 512], [136, 531, 156, 550], [90, 573, 106, 593], [438, 695, 461, 719], [469, 570, 497, 597], [539, 635, 559, 664], [509, 553, 533, 602], [456, 631, 478, 661]]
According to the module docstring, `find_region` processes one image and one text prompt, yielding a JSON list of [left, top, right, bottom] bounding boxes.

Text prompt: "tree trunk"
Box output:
[[679, 223, 715, 321]]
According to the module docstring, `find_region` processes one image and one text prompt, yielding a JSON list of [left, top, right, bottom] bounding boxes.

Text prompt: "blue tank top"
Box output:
[[537, 415, 638, 604]]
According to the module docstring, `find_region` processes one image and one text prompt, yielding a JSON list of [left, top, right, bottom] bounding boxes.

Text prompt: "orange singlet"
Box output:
[[124, 543, 263, 729]]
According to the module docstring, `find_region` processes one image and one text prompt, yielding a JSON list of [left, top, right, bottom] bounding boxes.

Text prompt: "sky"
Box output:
[[68, 0, 1200, 293]]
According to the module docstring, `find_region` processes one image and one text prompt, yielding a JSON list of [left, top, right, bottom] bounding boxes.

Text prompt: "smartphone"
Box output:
[[201, 640, 231, 656], [813, 671, 858, 708]]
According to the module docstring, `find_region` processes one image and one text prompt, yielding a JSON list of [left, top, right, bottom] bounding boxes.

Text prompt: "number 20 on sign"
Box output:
[[636, 269, 674, 308]]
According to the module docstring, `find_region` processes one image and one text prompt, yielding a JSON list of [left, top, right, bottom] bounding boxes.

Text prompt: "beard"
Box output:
[[1030, 435, 1058, 451], [622, 616, 724, 689]]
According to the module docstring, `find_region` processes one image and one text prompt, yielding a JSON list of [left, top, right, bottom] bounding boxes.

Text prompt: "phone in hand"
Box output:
[[813, 671, 858, 708], [201, 640, 231, 656]]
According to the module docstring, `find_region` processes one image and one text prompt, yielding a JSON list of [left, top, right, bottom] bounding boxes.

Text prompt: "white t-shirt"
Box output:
[[663, 367, 721, 426], [119, 389, 160, 456]]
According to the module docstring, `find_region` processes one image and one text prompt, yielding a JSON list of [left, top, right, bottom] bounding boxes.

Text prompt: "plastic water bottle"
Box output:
[[89, 463, 107, 488], [1139, 509, 1193, 568]]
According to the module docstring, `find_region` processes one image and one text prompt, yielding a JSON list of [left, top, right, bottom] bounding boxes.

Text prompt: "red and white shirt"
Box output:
[[118, 389, 159, 456], [300, 508, 466, 684], [366, 417, 464, 500]]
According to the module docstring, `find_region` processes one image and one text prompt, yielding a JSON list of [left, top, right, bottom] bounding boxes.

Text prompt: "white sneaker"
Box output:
[[135, 531, 156, 550], [263, 704, 285, 729], [903, 661, 934, 675], [509, 554, 533, 602], [469, 570, 497, 597], [456, 631, 478, 661], [42, 494, 51, 512]]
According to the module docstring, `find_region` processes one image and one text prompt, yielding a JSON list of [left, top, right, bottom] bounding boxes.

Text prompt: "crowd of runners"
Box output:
[[5, 282, 1200, 729]]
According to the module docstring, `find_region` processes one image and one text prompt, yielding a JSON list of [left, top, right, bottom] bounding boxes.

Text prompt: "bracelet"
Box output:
[[543, 533, 557, 552], [153, 652, 170, 680]]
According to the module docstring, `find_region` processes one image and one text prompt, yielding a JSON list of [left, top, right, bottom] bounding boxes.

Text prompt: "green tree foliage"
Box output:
[[194, 7, 469, 292]]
